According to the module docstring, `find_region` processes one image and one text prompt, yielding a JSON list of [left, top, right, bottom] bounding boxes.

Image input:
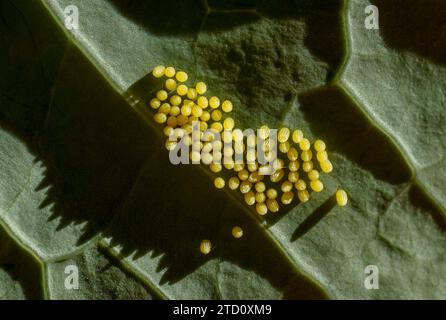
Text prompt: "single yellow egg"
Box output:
[[210, 122, 223, 132], [177, 114, 189, 126], [163, 126, 174, 137], [209, 96, 220, 109], [310, 180, 324, 192], [279, 141, 290, 153], [232, 226, 243, 239], [170, 95, 182, 106], [301, 150, 312, 162], [200, 240, 211, 255], [232, 129, 244, 142], [258, 125, 270, 140], [302, 161, 313, 172], [336, 189, 348, 206], [177, 84, 188, 96], [214, 177, 225, 189], [210, 163, 222, 173], [238, 169, 249, 181], [200, 111, 211, 122], [320, 160, 333, 173], [314, 139, 326, 151], [299, 138, 311, 151], [295, 179, 306, 191], [228, 177, 240, 190], [266, 188, 278, 199], [287, 147, 298, 161], [165, 78, 177, 91], [278, 127, 290, 143], [255, 182, 266, 193], [266, 199, 280, 213], [288, 171, 299, 183], [308, 170, 319, 181], [244, 191, 256, 206], [150, 98, 161, 109], [281, 192, 294, 205], [196, 82, 207, 95], [297, 190, 310, 203], [192, 105, 203, 117], [270, 169, 285, 183], [181, 104, 192, 116], [152, 65, 165, 78], [197, 96, 208, 109], [166, 116, 177, 128], [222, 100, 233, 113], [289, 161, 300, 172], [164, 66, 176, 78], [176, 71, 188, 82], [154, 113, 167, 124], [292, 129, 303, 143], [256, 203, 268, 216], [156, 90, 168, 101], [187, 88, 197, 100], [212, 110, 222, 122], [281, 181, 293, 193], [255, 192, 266, 203], [233, 163, 245, 172], [170, 106, 180, 116], [223, 118, 235, 131], [240, 181, 252, 194]]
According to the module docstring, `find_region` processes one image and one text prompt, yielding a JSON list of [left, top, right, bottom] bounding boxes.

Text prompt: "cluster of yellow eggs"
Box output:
[[150, 65, 347, 255]]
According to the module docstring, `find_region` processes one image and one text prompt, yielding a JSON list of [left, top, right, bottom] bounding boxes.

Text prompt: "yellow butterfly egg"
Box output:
[[222, 100, 233, 113], [288, 171, 299, 183], [200, 240, 211, 255], [240, 181, 252, 194], [308, 169, 320, 181], [187, 88, 198, 100], [266, 199, 280, 213], [301, 150, 312, 162], [164, 66, 176, 77], [281, 192, 294, 205], [299, 138, 311, 151], [238, 169, 249, 181], [244, 191, 256, 206], [302, 161, 313, 172], [287, 147, 299, 161], [336, 189, 348, 206], [255, 182, 266, 193], [200, 111, 211, 122], [281, 181, 293, 193], [266, 188, 278, 199], [150, 98, 161, 110], [156, 90, 168, 101], [209, 96, 220, 109], [152, 65, 165, 78], [197, 96, 209, 109], [279, 142, 290, 153], [176, 71, 188, 82], [223, 117, 235, 131], [297, 190, 310, 203], [295, 179, 306, 191], [212, 110, 222, 122], [154, 113, 167, 124], [177, 84, 188, 96], [232, 226, 243, 239], [214, 177, 225, 189], [228, 177, 240, 190], [192, 105, 203, 117], [170, 106, 180, 116], [314, 139, 326, 151], [288, 160, 300, 172], [310, 180, 324, 192], [170, 95, 182, 106], [165, 78, 177, 91], [177, 114, 189, 126], [210, 122, 223, 133], [292, 129, 303, 143], [278, 127, 290, 143], [256, 203, 268, 216], [163, 126, 174, 137], [196, 82, 207, 95], [320, 160, 333, 173], [258, 125, 270, 140], [166, 116, 177, 128], [270, 169, 285, 183], [210, 163, 222, 173], [255, 192, 266, 203]]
